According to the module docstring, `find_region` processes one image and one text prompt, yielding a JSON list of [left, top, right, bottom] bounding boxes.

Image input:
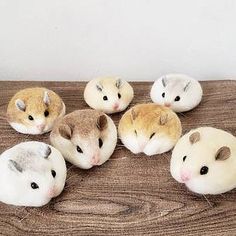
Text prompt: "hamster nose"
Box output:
[[180, 170, 191, 182], [91, 155, 100, 166], [47, 188, 56, 198], [37, 124, 45, 130], [113, 103, 119, 110], [164, 103, 171, 107]]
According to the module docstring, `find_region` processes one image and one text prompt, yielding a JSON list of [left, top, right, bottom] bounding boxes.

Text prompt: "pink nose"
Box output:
[[47, 188, 56, 198], [139, 143, 146, 151], [180, 170, 191, 182], [113, 103, 119, 110], [37, 124, 45, 130], [91, 155, 100, 166], [164, 103, 171, 107]]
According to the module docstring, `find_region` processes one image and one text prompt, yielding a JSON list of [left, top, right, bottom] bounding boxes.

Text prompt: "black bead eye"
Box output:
[[77, 146, 83, 153], [31, 182, 39, 189], [200, 166, 208, 175], [175, 96, 180, 102], [44, 110, 49, 117], [28, 115, 34, 121], [162, 92, 165, 98], [150, 133, 155, 139], [118, 93, 121, 99], [183, 156, 187, 162], [99, 138, 103, 148], [51, 170, 56, 178], [134, 130, 137, 135], [103, 96, 108, 101]]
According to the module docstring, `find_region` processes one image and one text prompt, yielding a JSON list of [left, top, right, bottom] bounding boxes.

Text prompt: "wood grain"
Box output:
[[0, 80, 236, 235]]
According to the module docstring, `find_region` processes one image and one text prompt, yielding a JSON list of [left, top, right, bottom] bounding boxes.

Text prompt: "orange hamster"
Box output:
[[7, 87, 66, 135], [118, 103, 182, 156]]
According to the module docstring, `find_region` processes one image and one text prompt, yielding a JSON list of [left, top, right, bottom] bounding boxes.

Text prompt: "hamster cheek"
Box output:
[[144, 137, 175, 156], [121, 135, 141, 154], [9, 122, 44, 135]]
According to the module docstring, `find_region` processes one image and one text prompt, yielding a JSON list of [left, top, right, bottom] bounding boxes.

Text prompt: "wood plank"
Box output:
[[0, 80, 236, 235]]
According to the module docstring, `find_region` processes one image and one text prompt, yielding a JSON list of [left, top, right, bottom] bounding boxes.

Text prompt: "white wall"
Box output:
[[0, 0, 236, 81]]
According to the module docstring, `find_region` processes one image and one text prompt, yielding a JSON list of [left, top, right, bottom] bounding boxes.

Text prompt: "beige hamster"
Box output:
[[84, 76, 134, 114], [7, 87, 66, 135], [50, 109, 117, 169], [118, 103, 182, 156]]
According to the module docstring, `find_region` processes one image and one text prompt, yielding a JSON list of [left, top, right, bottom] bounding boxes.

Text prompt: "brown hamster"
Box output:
[[118, 103, 182, 156], [7, 87, 66, 135]]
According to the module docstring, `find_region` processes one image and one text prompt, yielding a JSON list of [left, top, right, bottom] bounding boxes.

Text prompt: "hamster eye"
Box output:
[[51, 170, 56, 178], [103, 96, 108, 101], [31, 182, 39, 189], [118, 93, 121, 99], [77, 145, 83, 153], [44, 110, 49, 117], [134, 130, 137, 135], [150, 133, 155, 139], [99, 138, 103, 148], [175, 96, 180, 102], [183, 156, 187, 162], [162, 92, 165, 98], [200, 166, 208, 175], [28, 115, 34, 121]]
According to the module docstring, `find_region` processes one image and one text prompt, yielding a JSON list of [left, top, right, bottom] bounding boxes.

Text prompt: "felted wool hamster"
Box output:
[[150, 74, 203, 112], [7, 87, 66, 135], [50, 109, 117, 169], [118, 103, 182, 156], [84, 76, 134, 114], [0, 141, 67, 207], [170, 127, 236, 195]]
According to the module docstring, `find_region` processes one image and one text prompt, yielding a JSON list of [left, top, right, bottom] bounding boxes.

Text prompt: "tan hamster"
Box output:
[[118, 103, 182, 156], [7, 87, 66, 135], [84, 76, 134, 114], [50, 109, 117, 169]]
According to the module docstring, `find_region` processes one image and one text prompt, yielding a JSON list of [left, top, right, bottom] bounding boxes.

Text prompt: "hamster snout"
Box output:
[[90, 153, 100, 166], [113, 102, 120, 111], [180, 169, 192, 182]]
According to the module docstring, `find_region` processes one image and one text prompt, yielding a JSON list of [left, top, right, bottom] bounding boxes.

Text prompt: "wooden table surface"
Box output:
[[0, 80, 236, 236]]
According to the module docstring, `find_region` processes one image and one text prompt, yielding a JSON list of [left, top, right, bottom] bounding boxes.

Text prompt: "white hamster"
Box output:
[[84, 76, 134, 114], [150, 74, 203, 112], [0, 141, 67, 207], [170, 127, 236, 195], [50, 109, 117, 169]]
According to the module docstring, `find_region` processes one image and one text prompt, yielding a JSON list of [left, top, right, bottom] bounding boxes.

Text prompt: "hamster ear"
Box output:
[[8, 160, 23, 173], [189, 131, 200, 144], [215, 146, 231, 161], [97, 115, 108, 131], [43, 91, 50, 106], [38, 145, 51, 159], [184, 81, 191, 92], [161, 77, 167, 87], [131, 108, 138, 121], [159, 113, 168, 125], [115, 78, 122, 89], [15, 99, 26, 111], [96, 83, 103, 92], [59, 124, 73, 140]]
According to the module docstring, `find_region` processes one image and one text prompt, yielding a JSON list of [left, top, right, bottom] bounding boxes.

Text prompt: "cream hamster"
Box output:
[[7, 87, 66, 135], [0, 141, 67, 207], [150, 74, 203, 112], [118, 103, 182, 156], [50, 109, 117, 169], [170, 127, 236, 195], [84, 76, 134, 114]]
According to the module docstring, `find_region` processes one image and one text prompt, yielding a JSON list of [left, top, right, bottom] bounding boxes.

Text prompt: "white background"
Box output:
[[0, 0, 236, 81]]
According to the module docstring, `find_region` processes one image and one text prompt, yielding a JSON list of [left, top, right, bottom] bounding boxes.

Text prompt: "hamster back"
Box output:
[[7, 87, 66, 135], [118, 103, 182, 156], [170, 127, 236, 195], [84, 76, 134, 114], [50, 109, 117, 169]]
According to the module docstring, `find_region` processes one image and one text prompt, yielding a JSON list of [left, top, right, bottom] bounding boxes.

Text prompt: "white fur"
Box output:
[[121, 133, 176, 156], [170, 127, 236, 195], [0, 141, 67, 207], [150, 74, 203, 112], [84, 77, 134, 114], [9, 102, 66, 135], [50, 114, 117, 169]]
